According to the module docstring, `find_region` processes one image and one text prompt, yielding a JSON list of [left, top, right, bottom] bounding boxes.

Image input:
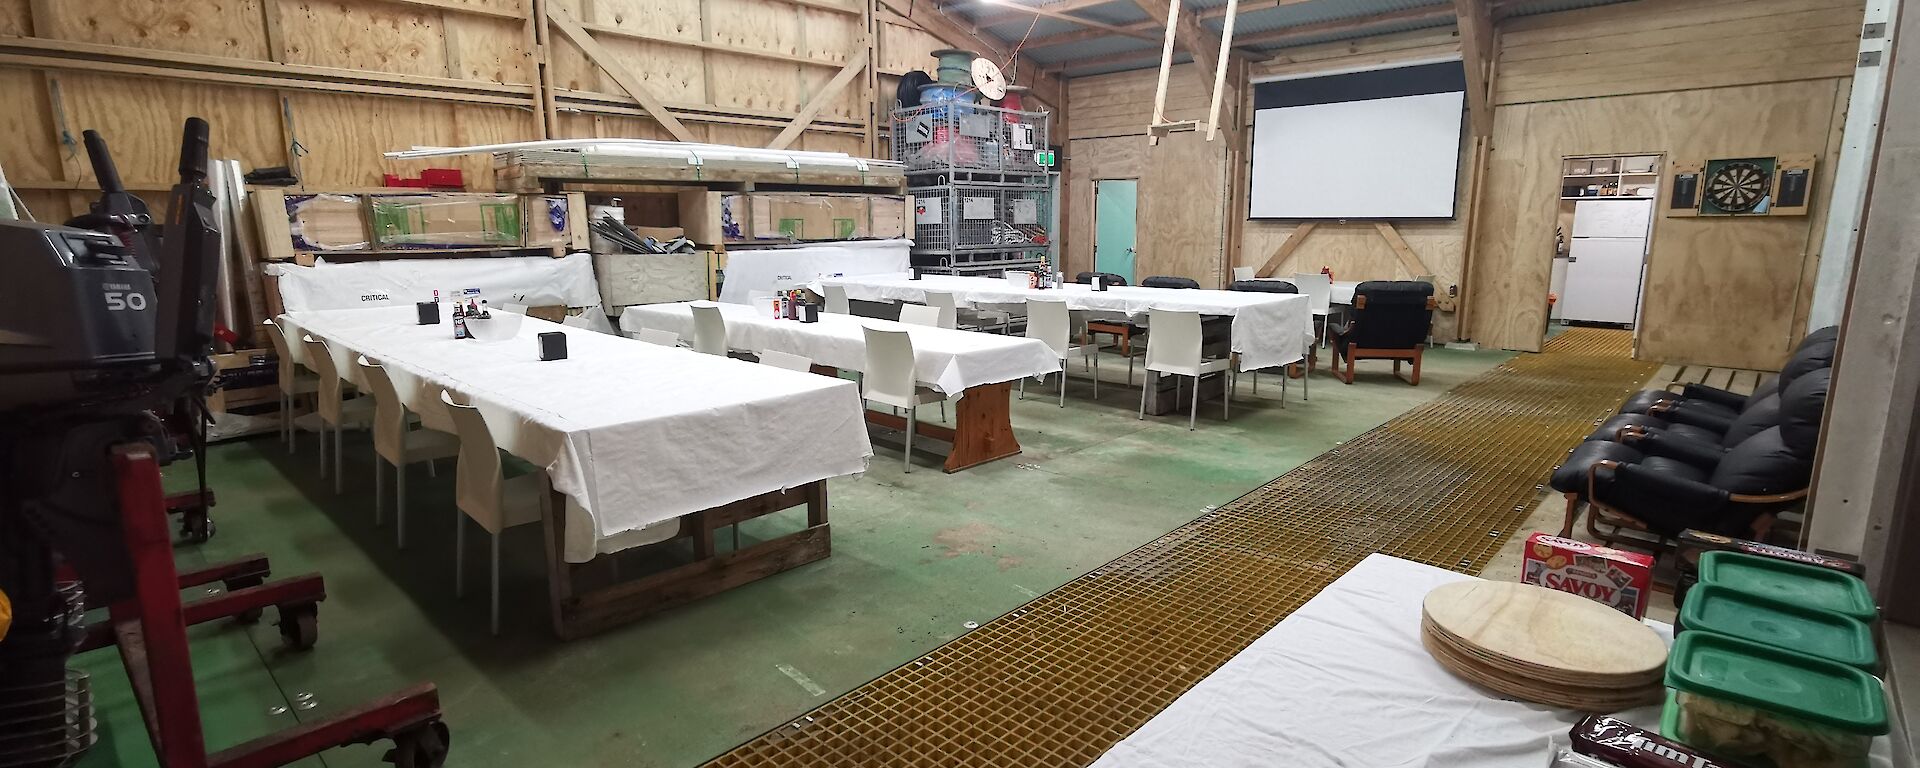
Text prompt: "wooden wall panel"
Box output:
[[59, 74, 284, 185], [0, 69, 59, 181], [1065, 63, 1209, 140], [33, 0, 271, 60], [588, 0, 701, 37], [710, 54, 805, 113], [0, 0, 32, 36], [1138, 130, 1228, 285], [1063, 136, 1146, 278], [280, 0, 451, 79], [285, 92, 533, 189], [1496, 0, 1863, 105], [710, 0, 801, 55], [442, 14, 535, 84], [1468, 78, 1845, 366]]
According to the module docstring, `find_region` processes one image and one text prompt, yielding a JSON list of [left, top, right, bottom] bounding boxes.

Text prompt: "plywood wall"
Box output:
[[1468, 0, 1862, 367], [1062, 62, 1231, 285], [0, 0, 1031, 220]]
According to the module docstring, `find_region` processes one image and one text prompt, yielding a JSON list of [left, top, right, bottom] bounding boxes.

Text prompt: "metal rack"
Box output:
[[892, 103, 1056, 278]]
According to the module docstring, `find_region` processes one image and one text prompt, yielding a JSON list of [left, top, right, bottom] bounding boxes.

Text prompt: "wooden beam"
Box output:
[[1452, 0, 1494, 138], [973, 0, 1121, 28], [1230, 6, 1455, 48], [1257, 222, 1316, 277], [1145, 0, 1180, 145], [543, 5, 695, 142], [1134, 0, 1218, 98], [769, 41, 868, 149], [1004, 4, 1161, 41], [1204, 0, 1239, 140], [1373, 222, 1432, 276]]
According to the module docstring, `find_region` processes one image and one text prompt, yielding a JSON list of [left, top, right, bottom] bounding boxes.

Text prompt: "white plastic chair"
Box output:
[[691, 303, 729, 356], [561, 306, 615, 334], [300, 335, 374, 490], [919, 292, 960, 330], [898, 303, 943, 328], [759, 350, 814, 372], [1232, 266, 1256, 282], [358, 357, 461, 549], [440, 389, 549, 636], [1021, 299, 1098, 407], [861, 326, 946, 472], [1137, 310, 1235, 431], [635, 328, 680, 347], [823, 285, 852, 315], [1292, 272, 1334, 349], [263, 318, 318, 450]]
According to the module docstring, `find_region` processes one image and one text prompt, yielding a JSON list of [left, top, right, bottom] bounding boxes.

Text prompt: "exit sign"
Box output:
[[1035, 149, 1057, 167]]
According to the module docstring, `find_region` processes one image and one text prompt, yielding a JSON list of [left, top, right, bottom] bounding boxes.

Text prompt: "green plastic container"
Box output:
[[1697, 551, 1877, 622], [1666, 632, 1886, 767], [1678, 584, 1878, 672]]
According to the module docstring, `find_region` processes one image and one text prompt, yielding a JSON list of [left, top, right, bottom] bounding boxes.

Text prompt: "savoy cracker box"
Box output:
[[1521, 533, 1654, 618]]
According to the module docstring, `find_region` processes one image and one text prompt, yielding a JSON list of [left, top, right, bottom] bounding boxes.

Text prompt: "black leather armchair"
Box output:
[[1141, 275, 1201, 289], [1229, 280, 1298, 294], [1327, 281, 1435, 385], [1565, 369, 1828, 547]]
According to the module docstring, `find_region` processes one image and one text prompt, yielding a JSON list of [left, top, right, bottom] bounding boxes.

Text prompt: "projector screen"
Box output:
[[1248, 62, 1466, 219]]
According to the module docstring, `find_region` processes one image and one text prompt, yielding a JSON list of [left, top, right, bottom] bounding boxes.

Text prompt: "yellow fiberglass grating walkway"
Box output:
[[708, 328, 1656, 768]]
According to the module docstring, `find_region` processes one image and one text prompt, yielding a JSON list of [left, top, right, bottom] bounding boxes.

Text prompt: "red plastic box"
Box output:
[[1521, 533, 1654, 618]]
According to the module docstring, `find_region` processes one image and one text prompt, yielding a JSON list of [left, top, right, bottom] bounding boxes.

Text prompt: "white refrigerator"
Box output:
[[1561, 198, 1652, 325]]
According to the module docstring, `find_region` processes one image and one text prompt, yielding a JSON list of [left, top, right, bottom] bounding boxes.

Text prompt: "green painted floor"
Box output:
[[79, 346, 1511, 768]]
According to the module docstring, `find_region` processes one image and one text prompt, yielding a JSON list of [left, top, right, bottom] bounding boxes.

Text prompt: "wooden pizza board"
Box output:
[[1422, 580, 1667, 683]]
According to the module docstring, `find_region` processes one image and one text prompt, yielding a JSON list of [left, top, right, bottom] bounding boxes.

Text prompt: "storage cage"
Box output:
[[891, 103, 1051, 178], [909, 182, 1051, 255]]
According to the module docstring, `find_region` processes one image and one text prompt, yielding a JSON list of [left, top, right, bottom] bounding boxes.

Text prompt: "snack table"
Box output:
[[1088, 554, 1896, 768], [620, 301, 1060, 473]]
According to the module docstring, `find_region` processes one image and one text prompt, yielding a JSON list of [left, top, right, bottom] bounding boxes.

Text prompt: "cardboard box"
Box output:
[[523, 194, 574, 248], [630, 226, 685, 241], [286, 194, 369, 251], [371, 193, 523, 248], [593, 250, 710, 307], [1589, 158, 1617, 174], [1520, 533, 1654, 618], [208, 348, 278, 414]]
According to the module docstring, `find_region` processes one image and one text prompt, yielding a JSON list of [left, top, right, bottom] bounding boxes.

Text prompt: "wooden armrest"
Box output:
[[1424, 296, 1437, 310], [1353, 295, 1368, 309], [1729, 488, 1810, 504]]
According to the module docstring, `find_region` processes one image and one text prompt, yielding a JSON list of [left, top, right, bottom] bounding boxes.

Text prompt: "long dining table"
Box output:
[[285, 304, 874, 638], [619, 301, 1062, 473], [815, 274, 1316, 372]]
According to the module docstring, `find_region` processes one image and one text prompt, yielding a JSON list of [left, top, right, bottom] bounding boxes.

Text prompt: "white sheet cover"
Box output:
[[619, 301, 1061, 395], [1091, 554, 1895, 768], [1254, 277, 1361, 305], [268, 254, 601, 312], [287, 305, 872, 563], [717, 240, 912, 305], [817, 274, 1313, 372]]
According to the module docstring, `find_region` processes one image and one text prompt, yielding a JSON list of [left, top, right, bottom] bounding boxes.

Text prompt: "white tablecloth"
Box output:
[[1250, 277, 1361, 305], [817, 274, 1313, 372], [286, 305, 872, 563], [618, 302, 1061, 395], [1090, 553, 1896, 768]]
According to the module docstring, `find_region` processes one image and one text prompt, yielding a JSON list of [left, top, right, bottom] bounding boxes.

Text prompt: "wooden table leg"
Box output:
[[864, 381, 1023, 473], [540, 488, 575, 638]]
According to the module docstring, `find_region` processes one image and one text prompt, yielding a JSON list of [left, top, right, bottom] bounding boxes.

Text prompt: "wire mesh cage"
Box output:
[[891, 103, 1051, 177], [912, 247, 1048, 278], [909, 183, 1051, 254]]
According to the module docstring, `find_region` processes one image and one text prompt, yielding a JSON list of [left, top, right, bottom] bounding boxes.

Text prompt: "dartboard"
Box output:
[[1706, 161, 1769, 212]]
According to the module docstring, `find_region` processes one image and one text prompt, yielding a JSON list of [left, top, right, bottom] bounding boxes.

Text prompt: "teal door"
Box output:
[[1094, 179, 1137, 283]]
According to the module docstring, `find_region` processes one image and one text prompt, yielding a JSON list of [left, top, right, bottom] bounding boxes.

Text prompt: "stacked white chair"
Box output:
[[861, 326, 946, 472], [300, 335, 374, 490], [1020, 299, 1098, 406], [357, 357, 461, 549]]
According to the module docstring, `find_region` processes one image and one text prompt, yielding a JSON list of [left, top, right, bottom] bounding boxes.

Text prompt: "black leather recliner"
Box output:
[[1327, 281, 1435, 385], [1593, 327, 1836, 440], [1141, 275, 1201, 290], [1556, 368, 1828, 544], [1229, 280, 1298, 294]]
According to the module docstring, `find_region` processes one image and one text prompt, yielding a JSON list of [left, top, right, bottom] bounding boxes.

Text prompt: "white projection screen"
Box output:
[[1248, 62, 1467, 219]]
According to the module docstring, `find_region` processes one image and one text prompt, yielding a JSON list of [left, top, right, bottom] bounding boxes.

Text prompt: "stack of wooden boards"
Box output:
[[1421, 581, 1667, 711]]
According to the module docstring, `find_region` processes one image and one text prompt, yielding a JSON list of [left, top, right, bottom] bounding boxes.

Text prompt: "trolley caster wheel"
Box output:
[[383, 720, 450, 768], [179, 511, 214, 543], [277, 604, 319, 651]]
